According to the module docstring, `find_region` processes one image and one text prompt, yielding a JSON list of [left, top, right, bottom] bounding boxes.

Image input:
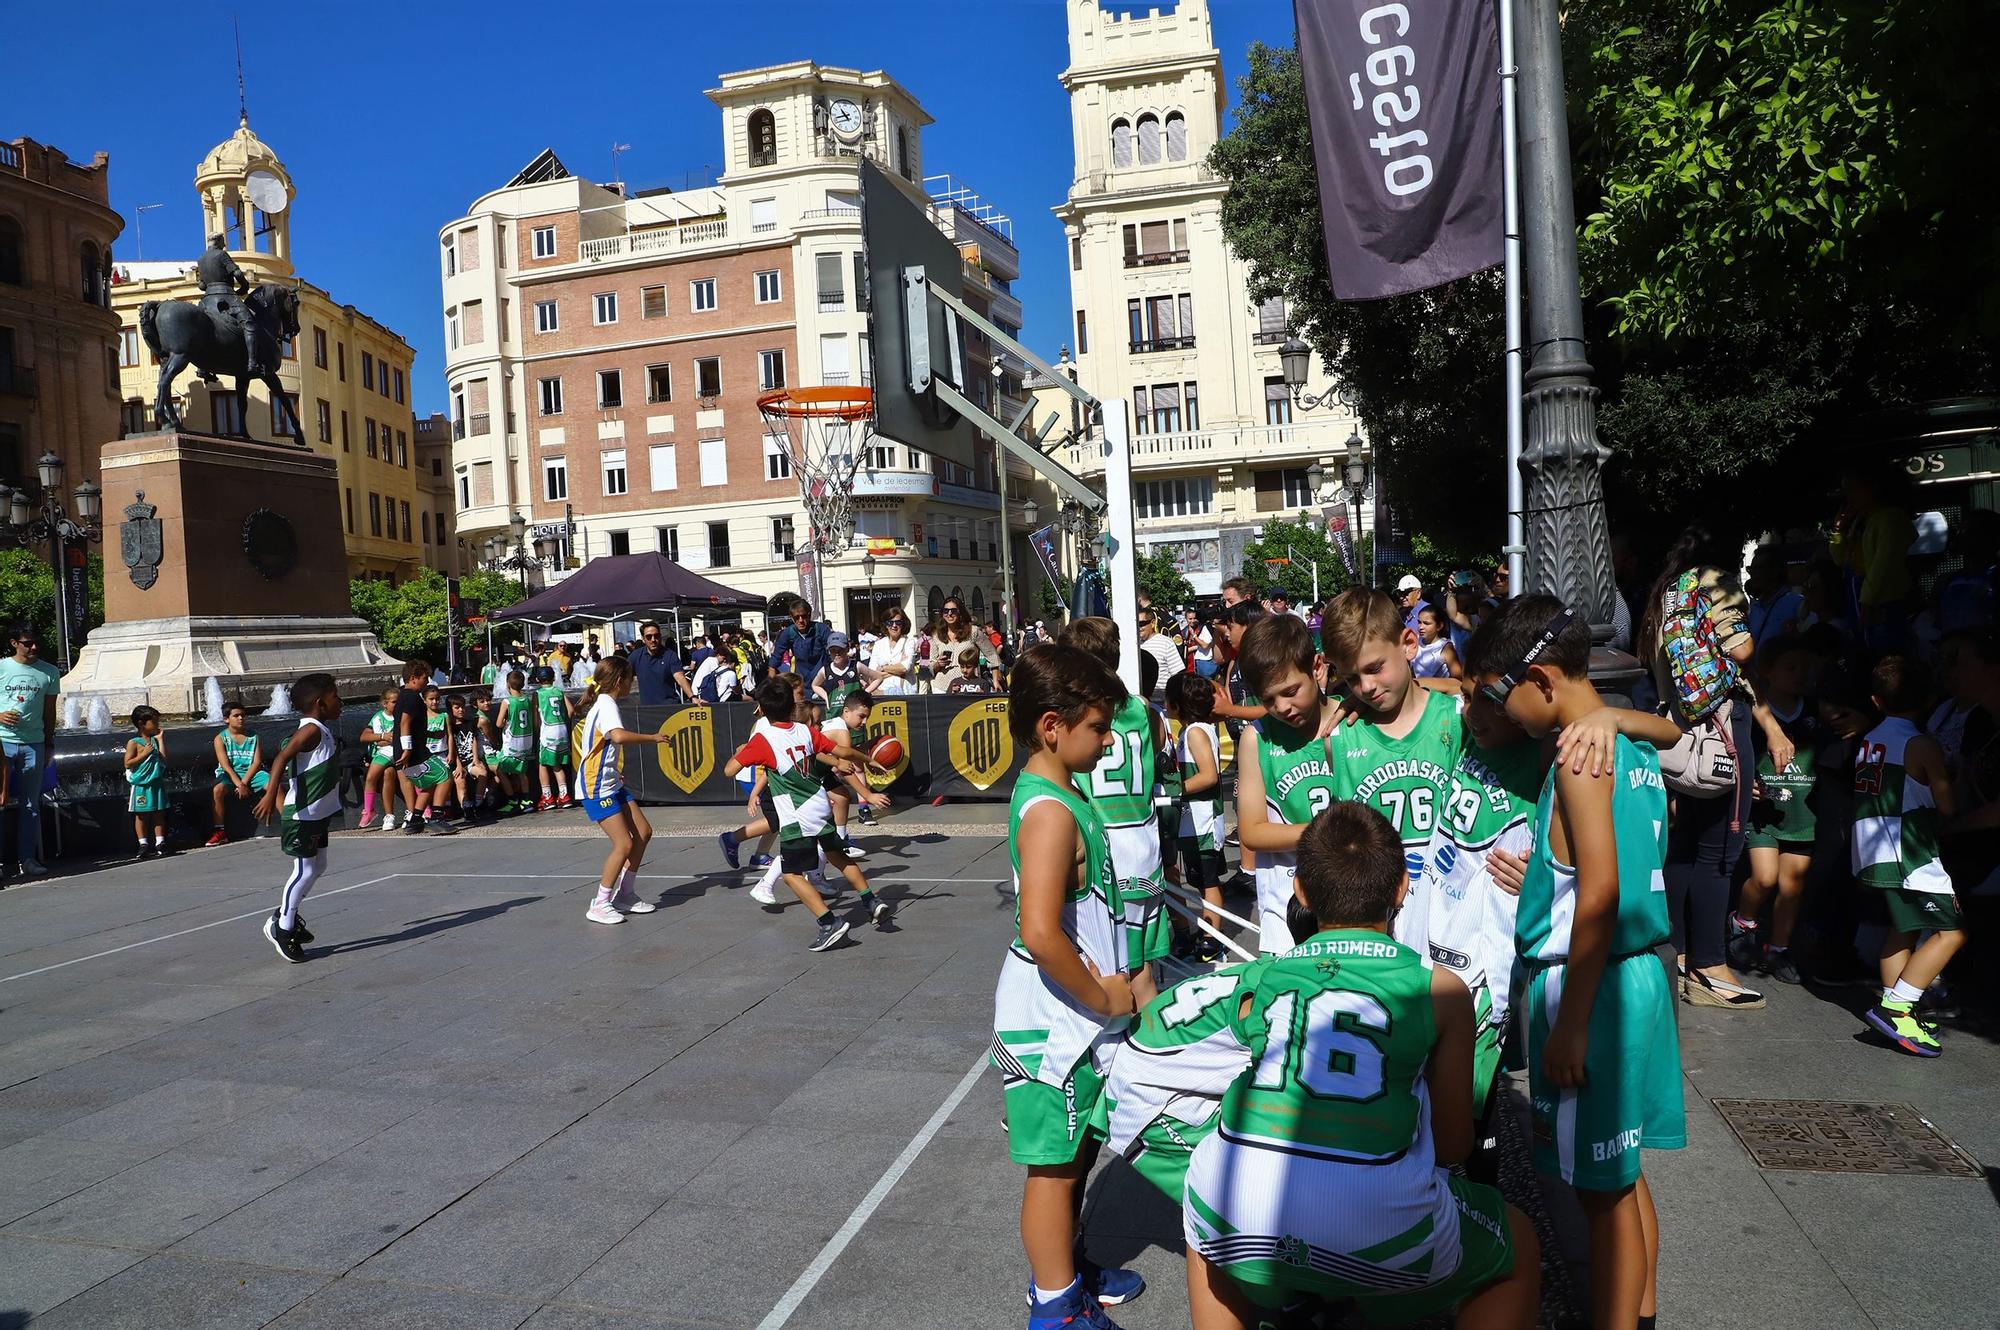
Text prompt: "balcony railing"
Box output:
[[0, 362, 36, 399], [0, 143, 19, 170], [1124, 249, 1189, 268], [468, 412, 491, 437], [577, 219, 729, 263], [1253, 329, 1292, 345], [1130, 336, 1195, 354], [1065, 423, 1328, 473], [799, 205, 861, 222], [818, 292, 846, 311]]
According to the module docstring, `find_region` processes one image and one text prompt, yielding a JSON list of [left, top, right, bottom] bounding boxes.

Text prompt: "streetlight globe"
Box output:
[[72, 480, 101, 523], [8, 492, 31, 528], [1022, 498, 1038, 527], [1345, 428, 1365, 462], [37, 452, 65, 491], [509, 511, 527, 546], [1279, 337, 1310, 390], [1305, 461, 1324, 495], [861, 554, 876, 579]]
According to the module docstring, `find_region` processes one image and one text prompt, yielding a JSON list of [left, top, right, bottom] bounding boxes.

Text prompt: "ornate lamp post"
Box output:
[[482, 511, 556, 596], [0, 453, 103, 671], [860, 552, 878, 631], [1278, 337, 1354, 412]]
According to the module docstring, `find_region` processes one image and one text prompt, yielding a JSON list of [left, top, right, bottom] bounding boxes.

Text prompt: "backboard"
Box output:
[[859, 157, 979, 470]]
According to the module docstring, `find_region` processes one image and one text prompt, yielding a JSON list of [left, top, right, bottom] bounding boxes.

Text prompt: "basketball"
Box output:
[[868, 735, 904, 768]]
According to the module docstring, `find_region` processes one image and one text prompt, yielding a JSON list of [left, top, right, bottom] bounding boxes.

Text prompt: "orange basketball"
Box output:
[[868, 735, 904, 768]]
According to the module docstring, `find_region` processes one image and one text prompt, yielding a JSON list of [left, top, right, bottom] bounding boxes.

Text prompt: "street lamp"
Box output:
[[860, 552, 878, 631], [0, 452, 103, 671], [1278, 336, 1353, 411], [483, 511, 549, 595]]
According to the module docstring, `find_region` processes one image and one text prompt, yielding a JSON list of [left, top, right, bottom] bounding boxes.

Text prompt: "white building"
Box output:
[[1054, 0, 1364, 596]]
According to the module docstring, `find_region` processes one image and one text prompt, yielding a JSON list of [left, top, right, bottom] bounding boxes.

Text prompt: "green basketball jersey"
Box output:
[[1754, 700, 1819, 825], [1254, 713, 1338, 825], [1328, 686, 1464, 881], [1085, 694, 1159, 828], [501, 695, 535, 753], [1006, 769, 1121, 954], [367, 708, 394, 759], [537, 686, 566, 729], [282, 717, 342, 821], [1105, 962, 1261, 1158], [1518, 735, 1669, 963], [1153, 705, 1182, 801], [218, 731, 259, 778], [1219, 930, 1437, 1163], [1852, 716, 1950, 891], [426, 709, 446, 739]]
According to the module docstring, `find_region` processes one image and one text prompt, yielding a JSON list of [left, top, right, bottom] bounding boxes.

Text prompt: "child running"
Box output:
[[535, 665, 574, 809], [723, 676, 889, 950], [996, 643, 1143, 1330], [1466, 595, 1681, 1330], [123, 706, 171, 859], [358, 686, 402, 830], [571, 656, 658, 925], [1853, 654, 1965, 1056], [253, 673, 344, 963], [206, 703, 268, 845], [1181, 802, 1540, 1330]]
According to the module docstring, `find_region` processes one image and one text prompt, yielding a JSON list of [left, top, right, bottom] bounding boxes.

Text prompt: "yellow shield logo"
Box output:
[[948, 699, 1013, 791], [654, 707, 715, 795], [858, 699, 910, 791]]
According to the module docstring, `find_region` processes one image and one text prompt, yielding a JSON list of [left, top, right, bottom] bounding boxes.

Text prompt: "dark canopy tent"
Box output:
[[489, 553, 767, 628]]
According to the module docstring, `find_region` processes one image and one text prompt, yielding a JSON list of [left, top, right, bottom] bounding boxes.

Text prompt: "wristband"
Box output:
[[400, 736, 414, 751]]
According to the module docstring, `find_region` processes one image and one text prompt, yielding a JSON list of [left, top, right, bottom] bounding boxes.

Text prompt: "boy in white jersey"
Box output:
[[1183, 803, 1539, 1330], [253, 674, 344, 964], [996, 644, 1143, 1330], [724, 676, 888, 952]]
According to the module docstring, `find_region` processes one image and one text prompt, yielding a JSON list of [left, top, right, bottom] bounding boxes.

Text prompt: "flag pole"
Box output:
[[1499, 0, 1525, 595]]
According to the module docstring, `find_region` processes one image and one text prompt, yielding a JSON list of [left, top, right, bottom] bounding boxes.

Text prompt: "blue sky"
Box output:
[[8, 0, 1299, 414]]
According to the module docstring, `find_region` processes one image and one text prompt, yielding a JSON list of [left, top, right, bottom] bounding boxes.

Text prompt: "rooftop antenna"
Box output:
[[610, 142, 631, 188], [134, 203, 164, 260], [233, 17, 248, 124]]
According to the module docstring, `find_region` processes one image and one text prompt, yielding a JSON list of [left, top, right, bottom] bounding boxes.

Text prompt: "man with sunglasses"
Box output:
[[773, 601, 832, 691], [630, 621, 690, 706], [1, 625, 61, 879]]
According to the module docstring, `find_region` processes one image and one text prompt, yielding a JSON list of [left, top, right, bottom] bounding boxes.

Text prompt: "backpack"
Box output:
[[1657, 570, 1741, 725], [693, 657, 722, 704]]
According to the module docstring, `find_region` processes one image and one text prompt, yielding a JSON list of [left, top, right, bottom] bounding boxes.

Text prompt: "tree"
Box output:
[[1209, 11, 1999, 551], [1134, 546, 1195, 610], [0, 549, 105, 651], [348, 569, 525, 664], [1240, 514, 1355, 607]]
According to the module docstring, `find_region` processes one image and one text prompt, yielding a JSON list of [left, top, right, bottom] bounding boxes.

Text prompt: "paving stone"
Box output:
[[169, 1159, 481, 1272], [265, 1276, 539, 1328], [6, 1144, 311, 1247], [56, 1075, 303, 1149], [23, 1251, 329, 1329], [0, 1232, 147, 1317], [495, 1114, 749, 1197], [672, 1124, 911, 1220], [556, 1201, 828, 1323]]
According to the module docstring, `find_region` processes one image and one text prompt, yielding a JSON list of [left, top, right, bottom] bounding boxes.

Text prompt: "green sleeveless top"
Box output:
[[128, 738, 163, 786], [1008, 768, 1121, 953], [1220, 930, 1437, 1162], [1254, 712, 1338, 826], [1084, 694, 1159, 828], [537, 686, 567, 729], [1518, 735, 1670, 963], [217, 731, 258, 778], [1327, 685, 1463, 878]]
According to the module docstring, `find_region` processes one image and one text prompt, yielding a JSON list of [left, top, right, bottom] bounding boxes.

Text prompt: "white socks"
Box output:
[[279, 850, 325, 931], [1887, 978, 1925, 1005]]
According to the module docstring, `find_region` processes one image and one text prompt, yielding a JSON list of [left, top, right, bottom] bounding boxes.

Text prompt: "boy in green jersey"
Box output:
[[489, 670, 537, 812], [996, 644, 1145, 1330], [122, 706, 170, 858], [254, 674, 344, 963], [207, 703, 269, 846], [1852, 654, 1964, 1057], [1729, 636, 1821, 984], [1233, 614, 1345, 954], [1061, 617, 1173, 1005], [1468, 595, 1681, 1330], [1321, 587, 1464, 888], [534, 666, 573, 808], [1183, 803, 1540, 1330]]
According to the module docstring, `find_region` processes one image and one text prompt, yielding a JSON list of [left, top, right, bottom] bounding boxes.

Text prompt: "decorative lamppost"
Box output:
[[1278, 337, 1354, 412], [0, 452, 103, 671], [860, 552, 877, 631], [482, 511, 556, 595]]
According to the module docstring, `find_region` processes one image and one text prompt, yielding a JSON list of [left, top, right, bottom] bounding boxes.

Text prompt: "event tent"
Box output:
[[487, 553, 768, 628]]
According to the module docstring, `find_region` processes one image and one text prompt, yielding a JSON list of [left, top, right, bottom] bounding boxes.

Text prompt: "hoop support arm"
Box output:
[[931, 378, 1103, 512]]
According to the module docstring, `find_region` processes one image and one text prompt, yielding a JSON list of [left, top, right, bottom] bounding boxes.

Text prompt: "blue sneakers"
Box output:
[[718, 830, 740, 870], [1081, 1261, 1145, 1307], [1027, 1281, 1122, 1329]]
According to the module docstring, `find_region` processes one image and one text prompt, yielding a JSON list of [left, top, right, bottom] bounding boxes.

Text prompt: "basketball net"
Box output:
[[758, 387, 875, 558]]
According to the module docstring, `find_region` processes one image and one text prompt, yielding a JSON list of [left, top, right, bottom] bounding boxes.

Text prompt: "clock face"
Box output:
[[829, 98, 863, 139]]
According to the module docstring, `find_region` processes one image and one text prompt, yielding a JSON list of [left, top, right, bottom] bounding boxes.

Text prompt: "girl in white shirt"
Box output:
[[571, 657, 661, 926]]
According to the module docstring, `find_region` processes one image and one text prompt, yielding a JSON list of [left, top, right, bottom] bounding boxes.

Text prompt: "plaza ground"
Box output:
[[0, 806, 1994, 1329]]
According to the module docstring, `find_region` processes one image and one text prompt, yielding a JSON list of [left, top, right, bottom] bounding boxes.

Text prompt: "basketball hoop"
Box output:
[[758, 386, 875, 558]]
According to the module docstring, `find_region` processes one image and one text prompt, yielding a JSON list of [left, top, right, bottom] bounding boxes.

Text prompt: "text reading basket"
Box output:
[[758, 386, 875, 561]]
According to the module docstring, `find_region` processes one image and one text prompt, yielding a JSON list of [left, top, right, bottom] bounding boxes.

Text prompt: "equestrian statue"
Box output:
[[139, 234, 305, 446]]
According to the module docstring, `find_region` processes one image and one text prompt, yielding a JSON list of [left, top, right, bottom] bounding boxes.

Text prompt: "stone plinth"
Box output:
[[62, 431, 400, 713]]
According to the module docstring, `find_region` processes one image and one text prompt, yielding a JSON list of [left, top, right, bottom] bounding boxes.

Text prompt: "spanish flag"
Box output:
[[865, 537, 897, 557]]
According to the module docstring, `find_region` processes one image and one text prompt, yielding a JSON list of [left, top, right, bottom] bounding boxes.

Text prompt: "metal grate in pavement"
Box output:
[[1713, 1099, 1985, 1178]]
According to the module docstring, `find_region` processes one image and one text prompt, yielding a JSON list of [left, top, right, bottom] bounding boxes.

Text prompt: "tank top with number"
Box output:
[[1250, 712, 1340, 952], [1105, 962, 1261, 1157], [1175, 721, 1224, 844], [1087, 694, 1158, 829], [1852, 716, 1952, 896], [1517, 735, 1670, 963], [1327, 686, 1463, 884]]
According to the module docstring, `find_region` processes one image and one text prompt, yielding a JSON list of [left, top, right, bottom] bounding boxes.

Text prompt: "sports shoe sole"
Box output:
[[262, 915, 306, 963], [810, 920, 852, 952], [616, 897, 657, 914], [1862, 1007, 1941, 1057], [870, 900, 892, 924]]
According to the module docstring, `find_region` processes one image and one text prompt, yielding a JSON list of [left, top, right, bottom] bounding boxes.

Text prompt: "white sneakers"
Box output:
[[841, 839, 867, 859], [750, 878, 780, 905], [378, 814, 398, 831], [612, 882, 656, 914], [586, 900, 624, 925]]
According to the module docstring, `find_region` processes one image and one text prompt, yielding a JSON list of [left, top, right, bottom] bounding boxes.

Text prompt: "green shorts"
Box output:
[[998, 1054, 1108, 1167], [1526, 952, 1685, 1191], [280, 812, 334, 858], [215, 768, 271, 793], [1746, 783, 1814, 848], [1128, 1112, 1218, 1203], [538, 745, 569, 769], [1127, 894, 1173, 966], [492, 754, 527, 776], [403, 756, 451, 791], [1472, 995, 1503, 1119], [1220, 1176, 1515, 1324], [369, 750, 395, 767], [128, 782, 168, 815], [1880, 884, 1962, 933]]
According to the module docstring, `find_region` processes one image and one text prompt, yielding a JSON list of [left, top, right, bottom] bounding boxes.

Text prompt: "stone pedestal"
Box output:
[[61, 431, 400, 714]]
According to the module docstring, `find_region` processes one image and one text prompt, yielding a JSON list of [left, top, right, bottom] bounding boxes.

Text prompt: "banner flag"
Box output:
[[1029, 525, 1063, 588], [1296, 0, 1503, 300]]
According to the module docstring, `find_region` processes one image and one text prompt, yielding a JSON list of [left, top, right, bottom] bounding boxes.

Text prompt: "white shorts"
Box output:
[[1107, 820, 1164, 902], [1254, 856, 1297, 955]]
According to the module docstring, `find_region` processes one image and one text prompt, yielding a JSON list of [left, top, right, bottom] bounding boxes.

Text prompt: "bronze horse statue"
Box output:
[[139, 282, 305, 446]]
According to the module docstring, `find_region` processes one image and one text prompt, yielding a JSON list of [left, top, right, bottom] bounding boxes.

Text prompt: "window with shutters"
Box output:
[[602, 449, 628, 496], [543, 457, 568, 501], [270, 393, 300, 437], [538, 377, 563, 415], [641, 285, 666, 318], [1133, 387, 1150, 437], [708, 520, 731, 567], [1111, 119, 1133, 168], [759, 349, 786, 391], [365, 419, 378, 458], [764, 432, 792, 481], [362, 352, 375, 390], [315, 399, 331, 443], [1166, 111, 1188, 161], [1256, 296, 1290, 344], [1129, 295, 1194, 353], [1137, 114, 1162, 164], [1136, 476, 1213, 519], [699, 436, 727, 486], [1149, 382, 1181, 434], [400, 501, 411, 542], [816, 253, 844, 311], [658, 526, 680, 561], [312, 327, 327, 368], [1071, 236, 1082, 271], [1075, 309, 1088, 355], [1184, 381, 1200, 430], [649, 443, 676, 491], [368, 492, 382, 536], [1264, 376, 1294, 426], [750, 197, 777, 232]]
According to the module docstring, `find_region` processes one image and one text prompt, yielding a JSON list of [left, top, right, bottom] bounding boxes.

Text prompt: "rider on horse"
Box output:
[[196, 234, 266, 376]]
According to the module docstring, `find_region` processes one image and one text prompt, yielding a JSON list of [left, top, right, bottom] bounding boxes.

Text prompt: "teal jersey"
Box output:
[[1328, 686, 1464, 882], [1219, 930, 1437, 1163], [127, 737, 163, 786], [1085, 694, 1159, 828], [217, 731, 259, 778], [1518, 735, 1669, 963]]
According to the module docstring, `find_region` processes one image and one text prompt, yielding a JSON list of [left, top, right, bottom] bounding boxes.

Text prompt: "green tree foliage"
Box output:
[[0, 549, 105, 648], [1134, 546, 1196, 609], [348, 569, 525, 663], [1209, 9, 1998, 550], [1240, 514, 1359, 606]]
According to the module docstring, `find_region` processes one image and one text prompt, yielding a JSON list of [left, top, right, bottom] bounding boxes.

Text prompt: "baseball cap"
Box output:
[[1396, 574, 1423, 592], [1264, 585, 1288, 601], [827, 631, 850, 649]]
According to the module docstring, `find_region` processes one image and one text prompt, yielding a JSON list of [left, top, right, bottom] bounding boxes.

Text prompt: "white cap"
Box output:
[[1396, 574, 1423, 592]]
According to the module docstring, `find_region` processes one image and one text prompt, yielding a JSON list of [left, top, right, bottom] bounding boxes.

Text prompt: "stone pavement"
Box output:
[[0, 804, 1993, 1329]]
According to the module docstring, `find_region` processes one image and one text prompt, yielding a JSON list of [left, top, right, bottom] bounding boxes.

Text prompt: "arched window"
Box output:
[[1136, 114, 1162, 165], [927, 585, 945, 623], [0, 216, 23, 286], [1165, 111, 1188, 161], [970, 587, 986, 621], [80, 241, 102, 305], [747, 109, 777, 167], [1110, 118, 1133, 169]]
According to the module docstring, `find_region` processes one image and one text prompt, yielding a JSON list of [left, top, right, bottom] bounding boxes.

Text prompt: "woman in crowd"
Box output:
[[868, 611, 917, 695], [924, 595, 1003, 691]]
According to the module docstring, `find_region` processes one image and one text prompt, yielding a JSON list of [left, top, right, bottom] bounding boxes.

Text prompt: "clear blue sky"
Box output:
[[9, 0, 1299, 414]]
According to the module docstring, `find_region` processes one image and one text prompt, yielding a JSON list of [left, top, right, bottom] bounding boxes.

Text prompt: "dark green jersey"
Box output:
[[1085, 694, 1159, 828], [1328, 686, 1464, 881], [1751, 698, 1819, 840]]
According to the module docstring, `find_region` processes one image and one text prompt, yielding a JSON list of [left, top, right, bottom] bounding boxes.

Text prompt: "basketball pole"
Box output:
[[1100, 400, 1142, 695]]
